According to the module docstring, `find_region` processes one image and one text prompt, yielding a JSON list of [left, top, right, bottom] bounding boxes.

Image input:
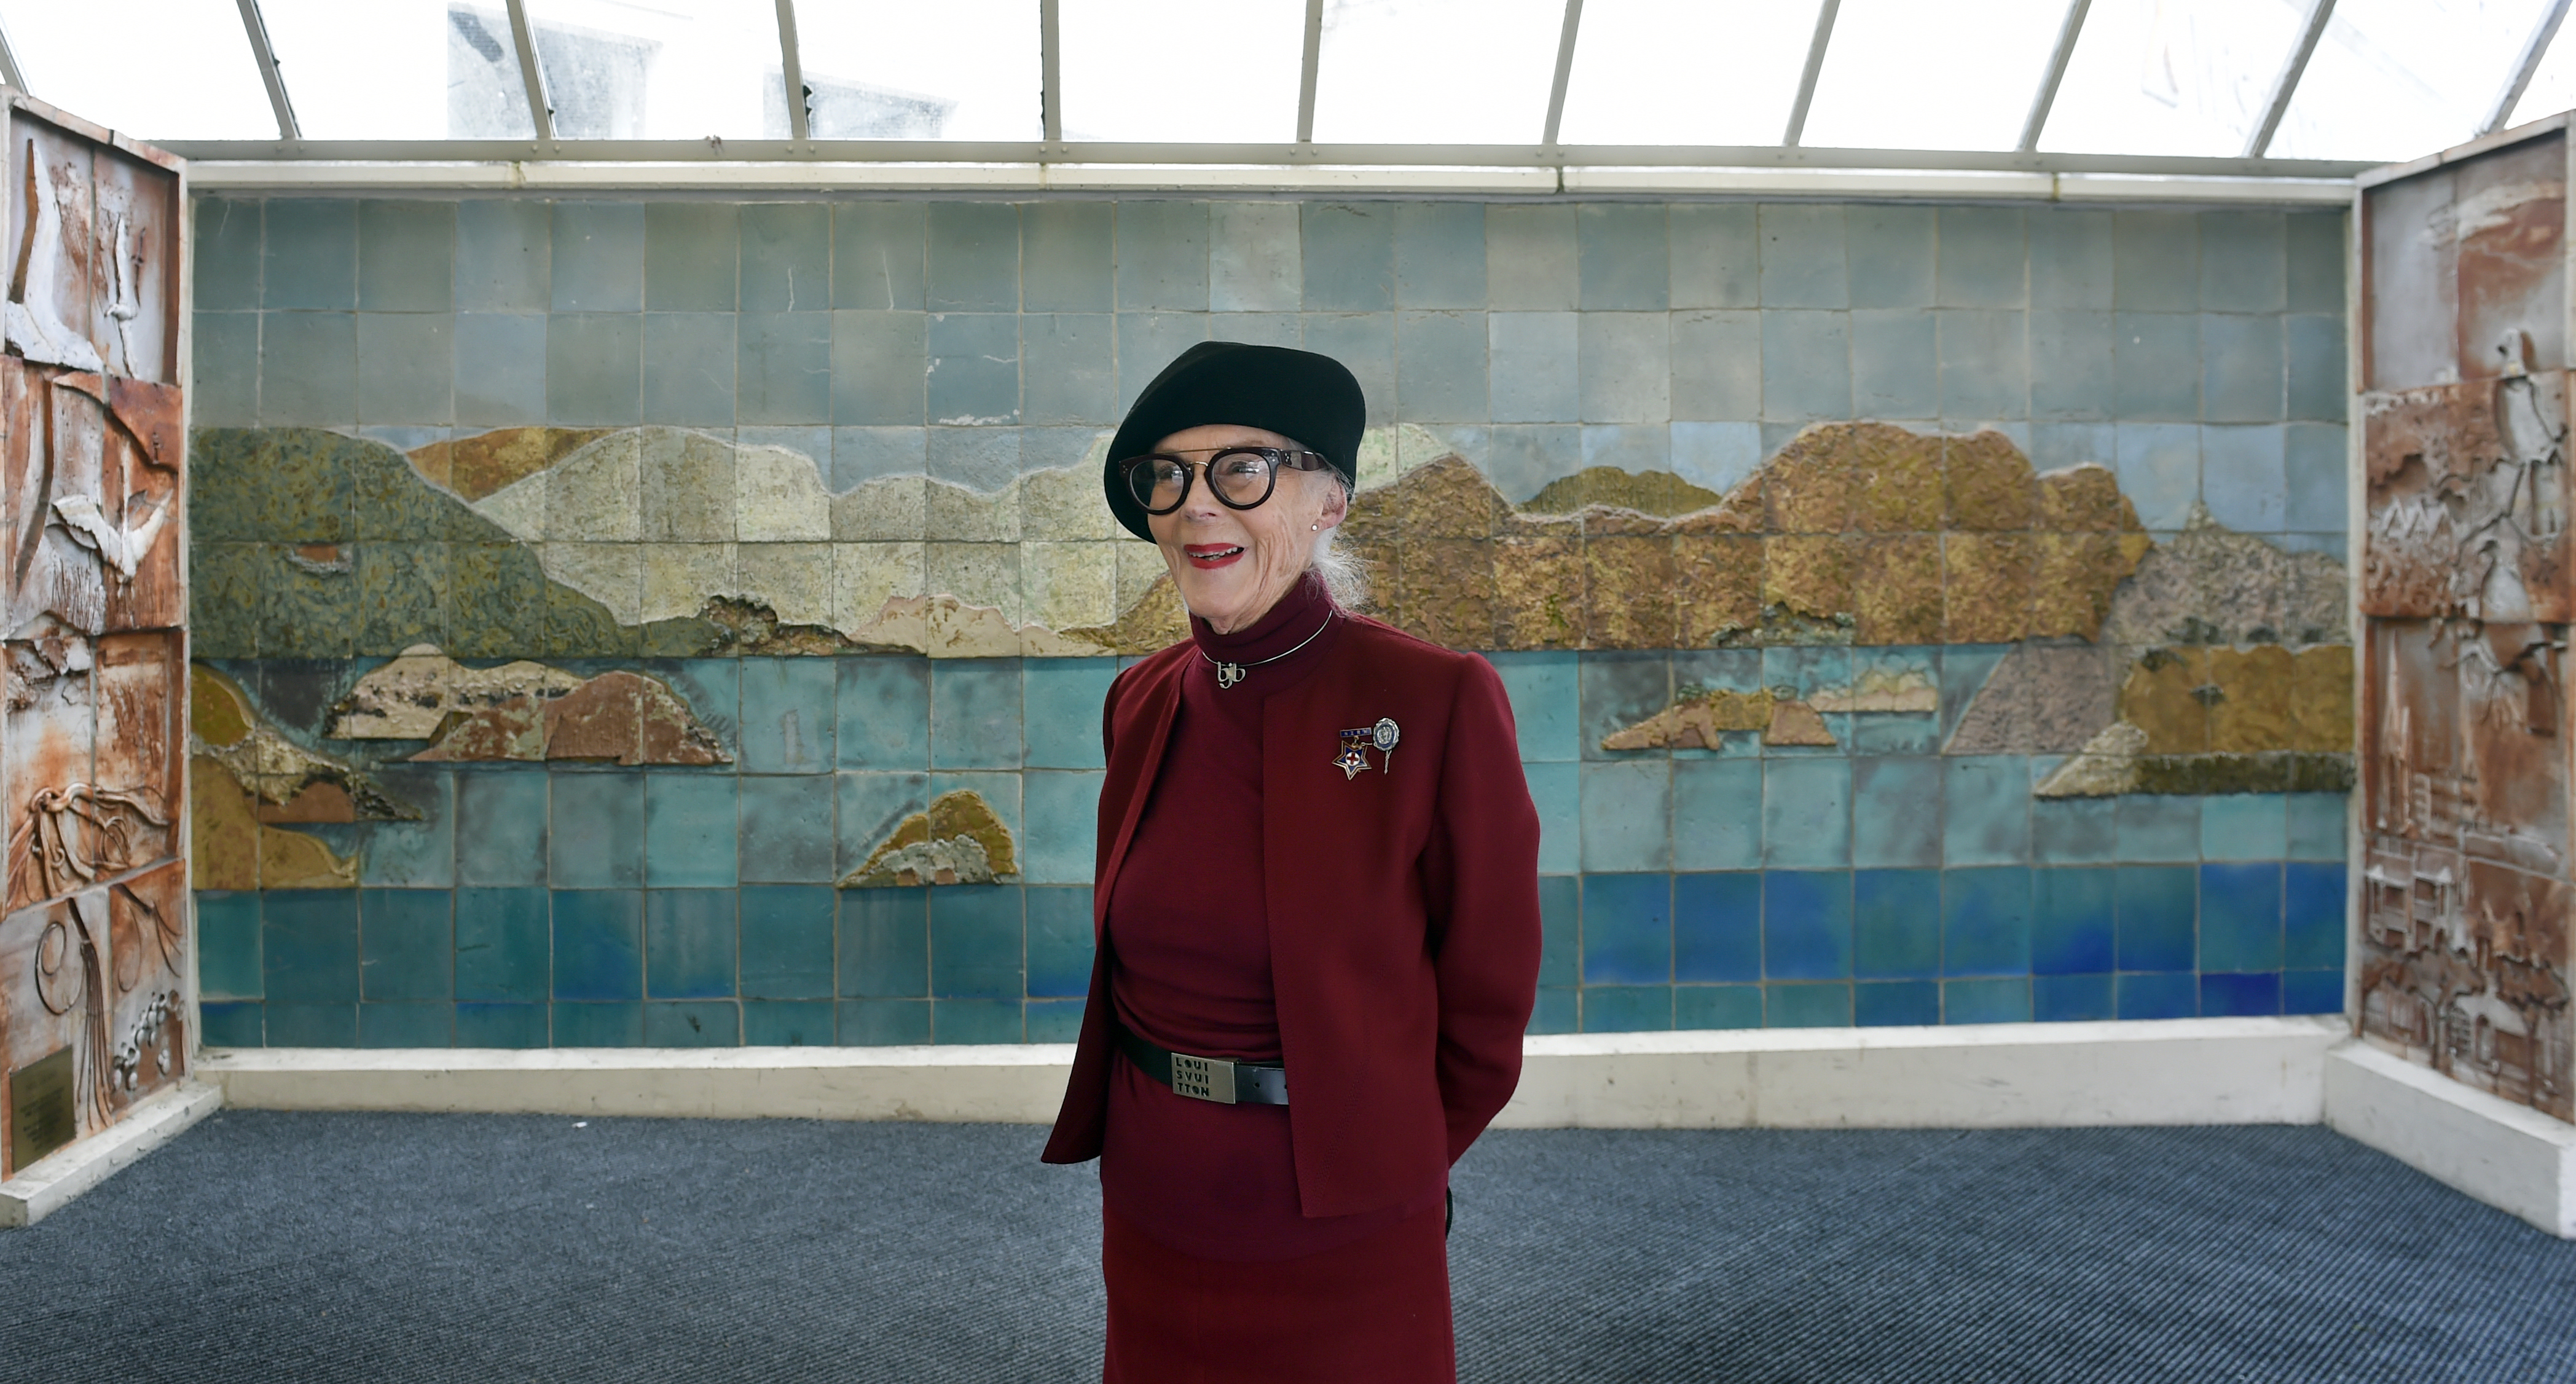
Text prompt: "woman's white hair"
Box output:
[[1305, 467, 1369, 610]]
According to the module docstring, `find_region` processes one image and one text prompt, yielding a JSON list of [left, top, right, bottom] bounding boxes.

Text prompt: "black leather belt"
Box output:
[[1115, 1026, 1290, 1106]]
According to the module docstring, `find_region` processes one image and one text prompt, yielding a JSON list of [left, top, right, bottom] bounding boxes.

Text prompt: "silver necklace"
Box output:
[[1202, 610, 1336, 689]]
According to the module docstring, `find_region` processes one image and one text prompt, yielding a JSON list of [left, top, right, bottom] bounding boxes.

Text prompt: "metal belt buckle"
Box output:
[[1168, 1051, 1238, 1104]]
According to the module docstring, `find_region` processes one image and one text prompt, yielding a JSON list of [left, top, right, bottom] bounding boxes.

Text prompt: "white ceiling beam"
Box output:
[[505, 0, 554, 143], [2018, 0, 2091, 152], [1296, 0, 1324, 144], [774, 0, 809, 143], [234, 0, 299, 141], [1542, 0, 1584, 146], [2486, 0, 2572, 135], [2247, 0, 2336, 159], [1784, 0, 1840, 148]]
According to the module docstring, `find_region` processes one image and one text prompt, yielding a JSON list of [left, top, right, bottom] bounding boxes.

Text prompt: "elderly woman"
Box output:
[[1041, 342, 1542, 1382]]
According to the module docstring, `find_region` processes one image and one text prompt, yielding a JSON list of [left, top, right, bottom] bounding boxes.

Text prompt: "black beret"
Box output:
[[1102, 341, 1366, 541]]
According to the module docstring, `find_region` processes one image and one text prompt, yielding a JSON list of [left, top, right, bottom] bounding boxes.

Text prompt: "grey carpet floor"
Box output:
[[3, 1114, 2572, 1383]]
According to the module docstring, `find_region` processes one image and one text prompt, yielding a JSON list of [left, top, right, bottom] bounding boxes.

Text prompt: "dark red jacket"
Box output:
[[1041, 615, 1544, 1219]]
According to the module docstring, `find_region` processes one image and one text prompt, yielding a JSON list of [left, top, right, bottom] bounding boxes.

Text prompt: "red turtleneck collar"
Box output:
[[1186, 571, 1338, 674]]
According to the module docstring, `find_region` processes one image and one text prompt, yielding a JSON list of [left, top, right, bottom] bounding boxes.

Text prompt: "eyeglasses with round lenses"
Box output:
[[1120, 447, 1332, 515]]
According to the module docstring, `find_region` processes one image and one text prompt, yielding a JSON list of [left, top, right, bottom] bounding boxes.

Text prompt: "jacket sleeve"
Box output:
[[1421, 655, 1543, 1162]]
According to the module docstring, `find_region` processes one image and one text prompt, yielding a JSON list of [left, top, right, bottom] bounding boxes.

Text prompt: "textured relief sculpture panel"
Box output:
[[0, 98, 184, 1179]]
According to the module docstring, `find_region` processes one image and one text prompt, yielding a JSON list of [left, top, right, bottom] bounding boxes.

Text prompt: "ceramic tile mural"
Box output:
[[1, 99, 189, 1177], [184, 194, 2355, 1047], [2358, 125, 2575, 1122]]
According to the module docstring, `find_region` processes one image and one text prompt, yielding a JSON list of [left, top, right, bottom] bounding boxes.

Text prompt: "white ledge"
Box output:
[[1, 1080, 222, 1228], [2323, 1039, 2576, 1239]]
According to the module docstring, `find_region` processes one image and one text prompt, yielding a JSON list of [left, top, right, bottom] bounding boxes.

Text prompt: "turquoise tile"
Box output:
[[1490, 312, 1579, 423], [1944, 977, 2031, 1024], [2113, 211, 2197, 310], [1397, 310, 1488, 422], [830, 310, 927, 424], [2111, 312, 2199, 422], [2202, 423, 2287, 532], [1942, 867, 2032, 977], [740, 885, 835, 999], [2032, 794, 2116, 865], [1024, 658, 1115, 768], [359, 1001, 452, 1048], [1582, 760, 1672, 873], [1581, 872, 1673, 985], [1579, 313, 1670, 423], [1578, 204, 1667, 310], [643, 203, 739, 311], [1024, 202, 1113, 312], [1304, 203, 1396, 311], [935, 998, 1024, 1044], [1488, 651, 1579, 762], [1528, 988, 1579, 1034], [1117, 312, 1212, 412], [1023, 313, 1116, 425], [1581, 649, 1670, 760], [840, 998, 932, 1044], [930, 770, 1020, 851], [1675, 984, 1763, 1030], [1759, 205, 1847, 308], [740, 202, 830, 313], [1396, 202, 1485, 308], [2031, 310, 2115, 421], [191, 312, 259, 425], [455, 1001, 548, 1047], [650, 659, 739, 756], [2287, 793, 2349, 860], [2285, 862, 2345, 972], [1670, 310, 1762, 422], [1851, 309, 1936, 419], [2197, 211, 2285, 313], [1483, 423, 1582, 501], [546, 313, 643, 424], [1673, 758, 1761, 871], [2285, 211, 2346, 313], [264, 890, 359, 1002], [1765, 982, 1852, 1028], [1117, 200, 1209, 310], [738, 312, 831, 424], [551, 771, 645, 888], [552, 202, 646, 311], [1582, 985, 1673, 1032], [1761, 310, 1851, 422], [264, 199, 358, 309], [455, 200, 551, 311], [833, 426, 929, 489], [930, 886, 1023, 999], [744, 999, 836, 1046], [198, 892, 264, 999], [2199, 862, 2283, 972], [1670, 204, 1759, 309], [638, 312, 736, 427], [1762, 758, 1850, 868], [1937, 646, 2009, 742], [355, 313, 452, 423], [455, 886, 550, 1002], [646, 889, 737, 999], [1211, 202, 1302, 312], [2285, 420, 2346, 533], [1026, 886, 1096, 998], [2113, 422, 2202, 530], [931, 659, 1023, 769], [2117, 972, 2197, 1020], [2030, 208, 2113, 309], [2032, 867, 2116, 975], [2202, 316, 2284, 423], [265, 1003, 357, 1047], [1764, 868, 1852, 980], [1027, 999, 1086, 1042], [1852, 757, 1939, 868], [2283, 969, 2342, 1016], [2034, 972, 2116, 1021], [1302, 313, 1396, 427], [2116, 864, 2196, 971], [2202, 794, 2290, 862], [840, 888, 930, 997], [1845, 206, 1934, 309], [1856, 980, 1939, 1027], [360, 889, 452, 1001], [740, 659, 837, 774], [1211, 312, 1300, 347], [1584, 423, 1668, 474], [928, 312, 1020, 423], [1022, 771, 1102, 885], [740, 774, 838, 883], [1855, 868, 1940, 980], [1674, 871, 1760, 982], [1941, 757, 2028, 866], [363, 768, 455, 887], [644, 774, 738, 889], [195, 199, 264, 310], [1487, 205, 1576, 309], [552, 890, 643, 1001], [927, 425, 1020, 489], [1527, 761, 1581, 874], [454, 312, 547, 425], [1936, 309, 2027, 420], [261, 311, 357, 425], [930, 203, 1023, 313], [553, 1001, 643, 1047], [646, 1000, 740, 1046], [1935, 208, 2025, 308], [1536, 875, 1579, 988], [2031, 421, 2117, 473], [838, 771, 932, 879], [833, 203, 928, 309]]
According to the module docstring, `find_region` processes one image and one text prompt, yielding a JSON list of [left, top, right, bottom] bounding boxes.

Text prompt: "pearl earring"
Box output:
[[1312, 522, 1319, 530]]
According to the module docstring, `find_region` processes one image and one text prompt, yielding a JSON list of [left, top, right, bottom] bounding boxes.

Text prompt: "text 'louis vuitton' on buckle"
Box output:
[[1168, 1051, 1238, 1104]]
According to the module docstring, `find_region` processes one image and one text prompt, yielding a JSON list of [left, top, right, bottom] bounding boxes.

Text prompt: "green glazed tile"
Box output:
[[185, 428, 265, 540], [190, 541, 264, 658], [358, 541, 449, 655], [544, 580, 639, 658], [261, 546, 360, 658], [449, 543, 546, 656], [639, 616, 728, 658], [248, 427, 358, 542], [346, 434, 465, 541]]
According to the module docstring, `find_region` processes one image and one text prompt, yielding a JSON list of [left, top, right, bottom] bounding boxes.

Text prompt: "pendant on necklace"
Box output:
[[1215, 661, 1245, 690], [1335, 728, 1375, 780]]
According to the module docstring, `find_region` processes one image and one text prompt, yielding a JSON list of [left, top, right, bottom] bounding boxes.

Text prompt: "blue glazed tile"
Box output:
[[264, 199, 358, 309], [831, 425, 927, 489], [1582, 422, 1670, 477], [2032, 867, 2116, 975], [2201, 972, 2282, 1018], [2111, 313, 2199, 422], [838, 657, 932, 769], [264, 1004, 357, 1047], [2116, 795, 2201, 863], [1674, 871, 1761, 983], [2283, 969, 2343, 1016], [744, 999, 834, 1047], [202, 1000, 262, 1041], [2034, 972, 2116, 1022], [1938, 309, 2027, 421], [1484, 423, 1584, 501], [2201, 315, 2283, 423], [2033, 795, 2116, 864], [1582, 985, 1673, 1032], [2113, 211, 2198, 310], [1850, 309, 1937, 419], [1761, 311, 1853, 422], [363, 768, 456, 888], [1488, 651, 1580, 762], [359, 1002, 452, 1048], [1023, 313, 1116, 425], [1578, 204, 1668, 310], [740, 659, 838, 774], [2031, 310, 2115, 421], [1526, 761, 1581, 875], [2287, 793, 2349, 860], [1528, 988, 1580, 1034], [1763, 869, 1852, 981], [2201, 794, 2290, 862], [1022, 998, 1082, 1042], [2199, 862, 2283, 973], [2285, 422, 2347, 535], [1936, 647, 2009, 742], [644, 774, 739, 889], [544, 313, 642, 425], [455, 1001, 548, 1048], [2030, 421, 2118, 473], [1845, 206, 1933, 309], [935, 998, 1024, 1044], [1490, 312, 1580, 423], [1937, 208, 2026, 308], [740, 202, 830, 313], [2198, 211, 2285, 311], [1117, 201, 1209, 311], [2116, 865, 2197, 972], [190, 312, 259, 425], [2201, 424, 2287, 532], [455, 200, 550, 311], [1765, 982, 1852, 1028], [197, 892, 262, 1000], [645, 1001, 740, 1047], [927, 312, 1020, 423], [1488, 205, 1576, 309], [552, 890, 642, 1001], [356, 313, 455, 425], [1398, 310, 1489, 422], [2030, 208, 2113, 309], [637, 312, 735, 427], [1675, 985, 1763, 1030], [932, 659, 1024, 769], [550, 771, 645, 889], [2285, 862, 2346, 972], [927, 420, 1017, 486], [1944, 978, 2032, 1024], [1304, 203, 1396, 311], [1856, 980, 1939, 1027], [2287, 317, 2347, 423], [1854, 868, 1941, 980], [1024, 202, 1112, 313], [1581, 873, 1673, 986], [1026, 886, 1096, 999], [1395, 202, 1486, 309], [930, 886, 1023, 1000], [650, 659, 739, 755], [839, 771, 933, 879], [553, 1002, 643, 1047], [1670, 311, 1762, 422], [1942, 867, 2032, 977], [740, 775, 838, 884], [1852, 757, 1941, 869], [1581, 761, 1672, 873], [645, 889, 737, 1000], [1535, 875, 1580, 988], [1673, 758, 1762, 871], [1941, 757, 2028, 866], [1210, 312, 1300, 347], [927, 202, 1021, 313], [1767, 640, 1852, 700], [737, 312, 832, 425], [264, 890, 360, 1003], [1117, 312, 1213, 412], [455, 887, 550, 1002], [261, 311, 357, 425], [1670, 420, 1764, 494], [1759, 205, 1847, 308], [839, 998, 932, 1045], [1023, 770, 1104, 885], [1581, 650, 1671, 758], [195, 200, 262, 310], [739, 885, 835, 1000], [833, 203, 928, 310], [1762, 759, 1851, 868], [1302, 313, 1397, 425], [2286, 211, 2346, 311], [1211, 202, 1300, 311], [360, 889, 452, 1001], [830, 310, 927, 424], [551, 202, 645, 311], [840, 889, 929, 997]]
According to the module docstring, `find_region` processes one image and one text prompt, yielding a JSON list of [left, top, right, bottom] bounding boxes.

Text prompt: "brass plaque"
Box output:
[[9, 1047, 76, 1173]]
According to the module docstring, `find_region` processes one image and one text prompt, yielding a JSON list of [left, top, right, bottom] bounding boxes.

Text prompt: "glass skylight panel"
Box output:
[[790, 0, 1042, 140], [0, 0, 275, 141], [2509, 12, 2576, 128], [1555, 0, 1826, 145], [1059, 0, 1304, 141], [518, 0, 780, 140], [2270, 0, 2556, 160], [1799, 0, 2073, 151], [2037, 0, 2304, 156], [1310, 0, 1563, 144], [262, 0, 535, 140]]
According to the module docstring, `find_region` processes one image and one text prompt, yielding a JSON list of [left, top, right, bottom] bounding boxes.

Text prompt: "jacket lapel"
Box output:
[[1093, 659, 1185, 929]]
